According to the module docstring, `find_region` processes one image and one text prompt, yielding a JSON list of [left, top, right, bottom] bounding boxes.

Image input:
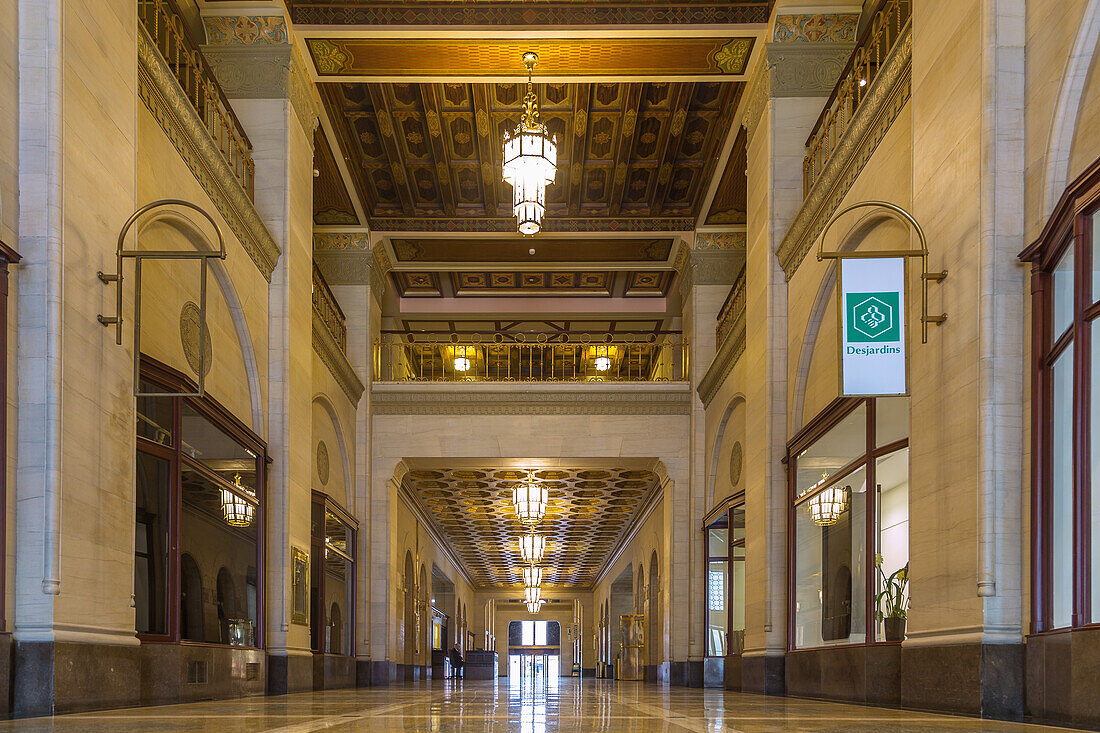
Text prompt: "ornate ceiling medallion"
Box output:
[[501, 52, 557, 235]]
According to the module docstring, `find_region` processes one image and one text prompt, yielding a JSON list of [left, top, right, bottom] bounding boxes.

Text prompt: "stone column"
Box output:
[[675, 243, 744, 686], [202, 17, 322, 695], [738, 23, 852, 695], [13, 0, 140, 716]]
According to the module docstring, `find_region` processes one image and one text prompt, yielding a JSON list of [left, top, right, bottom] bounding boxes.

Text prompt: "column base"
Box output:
[[741, 652, 785, 695], [902, 642, 1023, 719], [267, 651, 312, 695]]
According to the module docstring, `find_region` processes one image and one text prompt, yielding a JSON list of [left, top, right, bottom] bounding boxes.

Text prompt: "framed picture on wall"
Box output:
[[291, 546, 310, 626]]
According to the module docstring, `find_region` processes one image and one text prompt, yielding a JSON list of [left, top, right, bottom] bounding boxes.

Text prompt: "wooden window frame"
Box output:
[[1020, 155, 1100, 634], [310, 489, 357, 656], [0, 241, 21, 634], [135, 355, 269, 648], [785, 396, 909, 651]]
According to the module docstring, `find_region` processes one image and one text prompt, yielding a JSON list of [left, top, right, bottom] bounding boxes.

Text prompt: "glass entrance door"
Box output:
[[508, 653, 561, 681]]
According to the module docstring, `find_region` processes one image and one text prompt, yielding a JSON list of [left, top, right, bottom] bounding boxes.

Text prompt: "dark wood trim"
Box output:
[[786, 395, 864, 456], [1025, 152, 1100, 632], [0, 244, 20, 632]]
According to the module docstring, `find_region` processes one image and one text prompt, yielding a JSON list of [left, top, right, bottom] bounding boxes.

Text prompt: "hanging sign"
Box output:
[[838, 257, 907, 396]]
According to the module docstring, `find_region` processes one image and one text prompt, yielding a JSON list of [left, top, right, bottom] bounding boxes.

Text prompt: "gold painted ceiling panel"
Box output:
[[404, 465, 661, 588]]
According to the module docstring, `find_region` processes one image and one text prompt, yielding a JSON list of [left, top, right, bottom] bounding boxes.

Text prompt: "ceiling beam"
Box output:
[[366, 85, 418, 215], [565, 83, 591, 215], [608, 84, 643, 217], [649, 82, 695, 214], [470, 84, 500, 217], [418, 85, 458, 217]]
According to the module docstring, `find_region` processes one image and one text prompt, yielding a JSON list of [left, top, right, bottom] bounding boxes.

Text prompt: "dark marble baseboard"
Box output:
[[356, 659, 373, 687], [268, 652, 311, 695], [15, 640, 142, 717], [724, 653, 741, 691], [644, 664, 657, 683], [786, 644, 900, 705], [1027, 627, 1100, 728], [741, 653, 785, 695], [369, 660, 396, 686], [313, 654, 356, 690], [582, 667, 596, 678], [667, 660, 703, 687], [901, 642, 1022, 719]]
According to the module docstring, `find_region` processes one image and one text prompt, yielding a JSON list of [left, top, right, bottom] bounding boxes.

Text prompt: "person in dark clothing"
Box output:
[[448, 643, 464, 678]]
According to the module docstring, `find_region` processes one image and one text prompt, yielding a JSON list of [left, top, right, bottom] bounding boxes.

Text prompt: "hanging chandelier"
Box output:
[[519, 531, 547, 564], [501, 52, 557, 235], [221, 473, 255, 528], [808, 485, 850, 527], [453, 345, 473, 373], [524, 585, 542, 604], [522, 566, 544, 587], [525, 600, 545, 614], [512, 472, 549, 523]]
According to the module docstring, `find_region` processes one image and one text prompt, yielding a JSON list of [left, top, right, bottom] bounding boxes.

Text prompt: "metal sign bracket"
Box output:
[[817, 200, 947, 344], [96, 200, 227, 397]]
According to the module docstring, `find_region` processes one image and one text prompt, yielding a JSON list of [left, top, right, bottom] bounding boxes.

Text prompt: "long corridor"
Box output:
[[0, 680, 1078, 732]]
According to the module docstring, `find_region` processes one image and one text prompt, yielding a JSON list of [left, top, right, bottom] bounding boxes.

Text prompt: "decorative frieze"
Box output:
[[695, 232, 746, 250], [202, 15, 288, 45], [137, 27, 281, 281], [370, 386, 692, 416], [773, 14, 859, 44], [313, 232, 370, 251], [697, 315, 746, 408], [313, 310, 364, 404], [766, 42, 854, 98]]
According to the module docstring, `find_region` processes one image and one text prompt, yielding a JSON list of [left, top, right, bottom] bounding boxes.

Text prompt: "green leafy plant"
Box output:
[[874, 553, 909, 621]]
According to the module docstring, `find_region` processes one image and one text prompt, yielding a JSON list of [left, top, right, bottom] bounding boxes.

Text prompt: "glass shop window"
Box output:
[[311, 493, 357, 656], [789, 397, 909, 649], [1021, 167, 1100, 631], [729, 503, 747, 655], [134, 358, 266, 647], [705, 519, 729, 656]]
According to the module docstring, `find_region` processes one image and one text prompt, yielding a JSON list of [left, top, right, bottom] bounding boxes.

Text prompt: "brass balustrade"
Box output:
[[139, 0, 256, 200], [803, 0, 911, 195], [716, 266, 746, 347], [312, 264, 347, 352], [374, 333, 688, 383]]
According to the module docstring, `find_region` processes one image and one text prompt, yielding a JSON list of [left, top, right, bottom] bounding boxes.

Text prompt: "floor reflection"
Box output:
[[0, 677, 1081, 732]]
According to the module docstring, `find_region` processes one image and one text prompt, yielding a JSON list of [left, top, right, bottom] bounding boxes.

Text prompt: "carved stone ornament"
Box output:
[[729, 441, 743, 487], [179, 301, 213, 377], [316, 440, 330, 486]]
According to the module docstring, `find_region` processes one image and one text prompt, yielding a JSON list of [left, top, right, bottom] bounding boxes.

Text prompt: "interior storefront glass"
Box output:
[[706, 525, 729, 656], [793, 466, 868, 649], [137, 384, 173, 446], [134, 451, 170, 635], [1052, 345, 1074, 628], [323, 510, 354, 656], [795, 404, 867, 498], [180, 468, 259, 646], [1053, 246, 1074, 338], [181, 403, 258, 494], [730, 505, 746, 655], [1093, 320, 1100, 620], [875, 448, 910, 640]]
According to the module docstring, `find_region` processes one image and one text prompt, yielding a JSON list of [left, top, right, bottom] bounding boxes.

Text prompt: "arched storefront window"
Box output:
[[1020, 157, 1100, 631], [134, 356, 267, 647]]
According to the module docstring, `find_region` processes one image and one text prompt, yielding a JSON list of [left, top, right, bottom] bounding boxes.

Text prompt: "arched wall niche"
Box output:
[[708, 394, 746, 513], [311, 394, 352, 511], [791, 213, 908, 431], [1043, 0, 1100, 222], [133, 211, 262, 433]]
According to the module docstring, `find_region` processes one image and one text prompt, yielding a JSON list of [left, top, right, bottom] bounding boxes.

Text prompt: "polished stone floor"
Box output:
[[0, 678, 1079, 732]]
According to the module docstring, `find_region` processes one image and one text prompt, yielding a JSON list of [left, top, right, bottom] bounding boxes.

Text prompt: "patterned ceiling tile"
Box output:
[[704, 126, 748, 226], [404, 465, 661, 588], [313, 129, 359, 225], [390, 237, 675, 263], [291, 1, 773, 27], [307, 37, 756, 78], [318, 81, 741, 232]]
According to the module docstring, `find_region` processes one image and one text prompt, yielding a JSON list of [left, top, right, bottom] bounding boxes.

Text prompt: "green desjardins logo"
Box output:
[[845, 292, 901, 342]]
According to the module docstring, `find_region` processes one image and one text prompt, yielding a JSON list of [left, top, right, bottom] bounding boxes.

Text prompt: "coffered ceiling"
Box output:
[[319, 80, 742, 232], [402, 460, 662, 588]]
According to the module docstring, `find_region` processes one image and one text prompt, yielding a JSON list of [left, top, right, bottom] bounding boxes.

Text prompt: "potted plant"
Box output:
[[874, 554, 909, 642]]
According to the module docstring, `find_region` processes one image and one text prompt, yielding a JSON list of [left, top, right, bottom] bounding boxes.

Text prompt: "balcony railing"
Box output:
[[716, 266, 746, 347], [803, 0, 912, 194], [375, 333, 688, 383], [139, 0, 255, 199], [313, 263, 347, 352]]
